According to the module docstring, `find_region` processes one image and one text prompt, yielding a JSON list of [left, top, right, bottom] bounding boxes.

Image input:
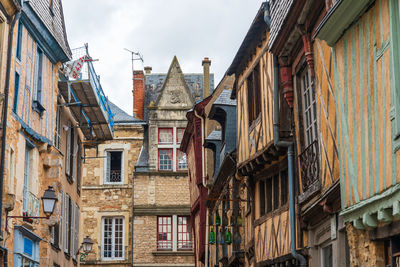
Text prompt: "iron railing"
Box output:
[[299, 140, 320, 192], [23, 189, 39, 217]]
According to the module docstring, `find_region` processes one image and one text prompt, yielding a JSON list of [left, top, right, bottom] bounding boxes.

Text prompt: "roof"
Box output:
[[108, 101, 142, 124], [227, 2, 269, 76], [143, 71, 214, 121], [205, 130, 222, 141], [268, 0, 295, 50], [213, 89, 236, 106], [26, 0, 72, 60]]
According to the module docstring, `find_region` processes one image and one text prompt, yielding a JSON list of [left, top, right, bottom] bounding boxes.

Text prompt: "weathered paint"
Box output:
[[330, 0, 399, 209]]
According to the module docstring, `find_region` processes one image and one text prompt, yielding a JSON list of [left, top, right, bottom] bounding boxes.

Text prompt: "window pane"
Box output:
[[159, 149, 173, 170], [273, 174, 279, 210], [177, 128, 185, 143], [177, 216, 192, 250], [108, 151, 122, 183], [259, 180, 265, 216], [157, 216, 172, 250], [158, 128, 173, 143], [177, 151, 188, 170], [103, 217, 124, 259]]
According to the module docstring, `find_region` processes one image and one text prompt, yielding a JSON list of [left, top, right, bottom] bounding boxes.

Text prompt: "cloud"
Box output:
[[63, 0, 262, 114]]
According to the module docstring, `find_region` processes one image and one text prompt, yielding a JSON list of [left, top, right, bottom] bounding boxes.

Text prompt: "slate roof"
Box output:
[[143, 73, 214, 121], [268, 0, 295, 50], [108, 101, 141, 124], [205, 130, 222, 141], [214, 89, 236, 106], [27, 0, 72, 59]]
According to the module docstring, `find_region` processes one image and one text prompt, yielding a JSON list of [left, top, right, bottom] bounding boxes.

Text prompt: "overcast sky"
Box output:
[[62, 0, 263, 114]]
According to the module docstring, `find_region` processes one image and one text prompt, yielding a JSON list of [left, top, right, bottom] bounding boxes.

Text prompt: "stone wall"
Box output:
[[346, 223, 385, 267]]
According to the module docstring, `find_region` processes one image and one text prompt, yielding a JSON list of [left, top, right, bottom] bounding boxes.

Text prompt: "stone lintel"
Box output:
[[133, 205, 190, 216]]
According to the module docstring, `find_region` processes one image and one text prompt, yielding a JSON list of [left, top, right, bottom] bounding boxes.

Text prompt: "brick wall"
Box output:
[[133, 70, 145, 120]]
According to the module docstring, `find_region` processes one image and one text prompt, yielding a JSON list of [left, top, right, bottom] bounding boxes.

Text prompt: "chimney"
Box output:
[[144, 66, 152, 74], [202, 57, 211, 98], [133, 70, 145, 120]]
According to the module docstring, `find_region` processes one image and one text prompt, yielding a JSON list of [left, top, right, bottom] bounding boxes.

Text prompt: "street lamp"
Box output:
[[5, 186, 58, 231], [41, 186, 58, 217], [78, 236, 94, 261]]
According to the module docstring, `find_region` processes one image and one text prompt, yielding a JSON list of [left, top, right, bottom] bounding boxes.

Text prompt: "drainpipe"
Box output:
[[194, 110, 208, 267], [131, 172, 135, 266], [273, 56, 306, 267], [0, 10, 21, 242]]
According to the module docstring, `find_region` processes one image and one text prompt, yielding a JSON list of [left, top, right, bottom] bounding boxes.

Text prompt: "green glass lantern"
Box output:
[[208, 227, 216, 244], [237, 212, 243, 227], [225, 227, 233, 245], [215, 213, 221, 226]]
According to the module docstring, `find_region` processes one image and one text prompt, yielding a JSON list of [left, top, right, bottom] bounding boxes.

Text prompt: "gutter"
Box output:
[[0, 9, 21, 241], [273, 55, 306, 267]]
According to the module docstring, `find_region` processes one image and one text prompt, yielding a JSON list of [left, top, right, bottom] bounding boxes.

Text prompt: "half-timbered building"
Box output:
[[315, 0, 400, 265]]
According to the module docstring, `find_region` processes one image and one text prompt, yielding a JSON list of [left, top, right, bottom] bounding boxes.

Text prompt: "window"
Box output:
[[259, 168, 288, 217], [247, 63, 261, 126], [105, 151, 123, 183], [50, 223, 60, 248], [65, 123, 76, 182], [13, 227, 40, 266], [102, 217, 124, 260], [177, 216, 191, 250], [8, 148, 15, 194], [159, 149, 173, 171], [13, 72, 20, 113], [300, 67, 318, 148], [54, 106, 61, 150], [34, 48, 43, 103], [158, 127, 188, 171], [63, 194, 79, 257], [177, 150, 188, 170], [23, 143, 39, 217], [157, 216, 172, 250], [16, 21, 22, 60], [157, 215, 192, 251]]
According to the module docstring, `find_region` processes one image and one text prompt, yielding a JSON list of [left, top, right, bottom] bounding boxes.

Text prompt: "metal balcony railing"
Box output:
[[109, 169, 122, 183], [23, 189, 39, 217], [299, 140, 320, 192]]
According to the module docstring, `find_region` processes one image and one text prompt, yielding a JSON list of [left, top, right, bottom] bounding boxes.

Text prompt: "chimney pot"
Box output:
[[144, 66, 152, 74]]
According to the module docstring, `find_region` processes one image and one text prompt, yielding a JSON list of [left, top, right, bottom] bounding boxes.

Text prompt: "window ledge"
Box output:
[[152, 250, 194, 256]]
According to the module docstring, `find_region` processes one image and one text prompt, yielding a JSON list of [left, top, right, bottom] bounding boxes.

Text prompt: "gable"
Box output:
[[156, 56, 195, 109]]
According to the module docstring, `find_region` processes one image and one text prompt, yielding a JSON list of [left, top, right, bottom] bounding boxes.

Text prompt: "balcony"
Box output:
[[23, 189, 39, 217], [298, 140, 321, 202], [58, 44, 114, 141], [108, 170, 121, 183]]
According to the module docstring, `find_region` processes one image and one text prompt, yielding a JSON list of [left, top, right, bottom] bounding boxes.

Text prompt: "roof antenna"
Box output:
[[124, 48, 144, 117]]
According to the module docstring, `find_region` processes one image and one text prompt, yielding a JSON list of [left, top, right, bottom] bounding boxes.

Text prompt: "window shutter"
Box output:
[[72, 129, 78, 182], [120, 152, 124, 183], [71, 202, 76, 259], [59, 190, 63, 249], [66, 126, 71, 176], [75, 204, 80, 258], [105, 151, 111, 183], [64, 194, 68, 253]]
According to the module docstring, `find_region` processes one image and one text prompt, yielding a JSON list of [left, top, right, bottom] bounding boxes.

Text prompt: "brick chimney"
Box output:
[[202, 57, 211, 98], [133, 70, 145, 120], [144, 66, 152, 74]]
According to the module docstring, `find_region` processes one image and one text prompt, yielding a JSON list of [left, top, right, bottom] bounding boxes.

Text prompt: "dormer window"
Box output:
[[158, 127, 187, 171]]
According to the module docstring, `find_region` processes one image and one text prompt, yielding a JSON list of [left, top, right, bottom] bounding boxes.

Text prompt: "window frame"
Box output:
[[157, 215, 192, 252], [158, 148, 173, 171], [101, 217, 125, 260], [157, 216, 173, 251], [16, 20, 22, 61], [104, 150, 124, 185], [54, 105, 61, 150], [13, 71, 20, 113], [247, 63, 262, 128], [158, 128, 173, 144], [258, 166, 289, 218], [157, 127, 188, 171]]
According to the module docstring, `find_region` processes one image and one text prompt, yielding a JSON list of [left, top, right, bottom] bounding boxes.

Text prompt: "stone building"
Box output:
[[80, 101, 144, 266], [132, 56, 213, 267]]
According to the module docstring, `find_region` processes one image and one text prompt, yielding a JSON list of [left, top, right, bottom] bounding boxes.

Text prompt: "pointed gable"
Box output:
[[155, 56, 195, 109]]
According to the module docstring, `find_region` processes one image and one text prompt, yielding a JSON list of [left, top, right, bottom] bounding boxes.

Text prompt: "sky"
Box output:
[[62, 0, 263, 114]]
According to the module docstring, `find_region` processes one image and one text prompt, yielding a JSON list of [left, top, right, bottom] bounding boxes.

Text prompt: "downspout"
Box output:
[[0, 10, 21, 241], [273, 56, 306, 267], [131, 172, 135, 266], [194, 110, 208, 267]]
